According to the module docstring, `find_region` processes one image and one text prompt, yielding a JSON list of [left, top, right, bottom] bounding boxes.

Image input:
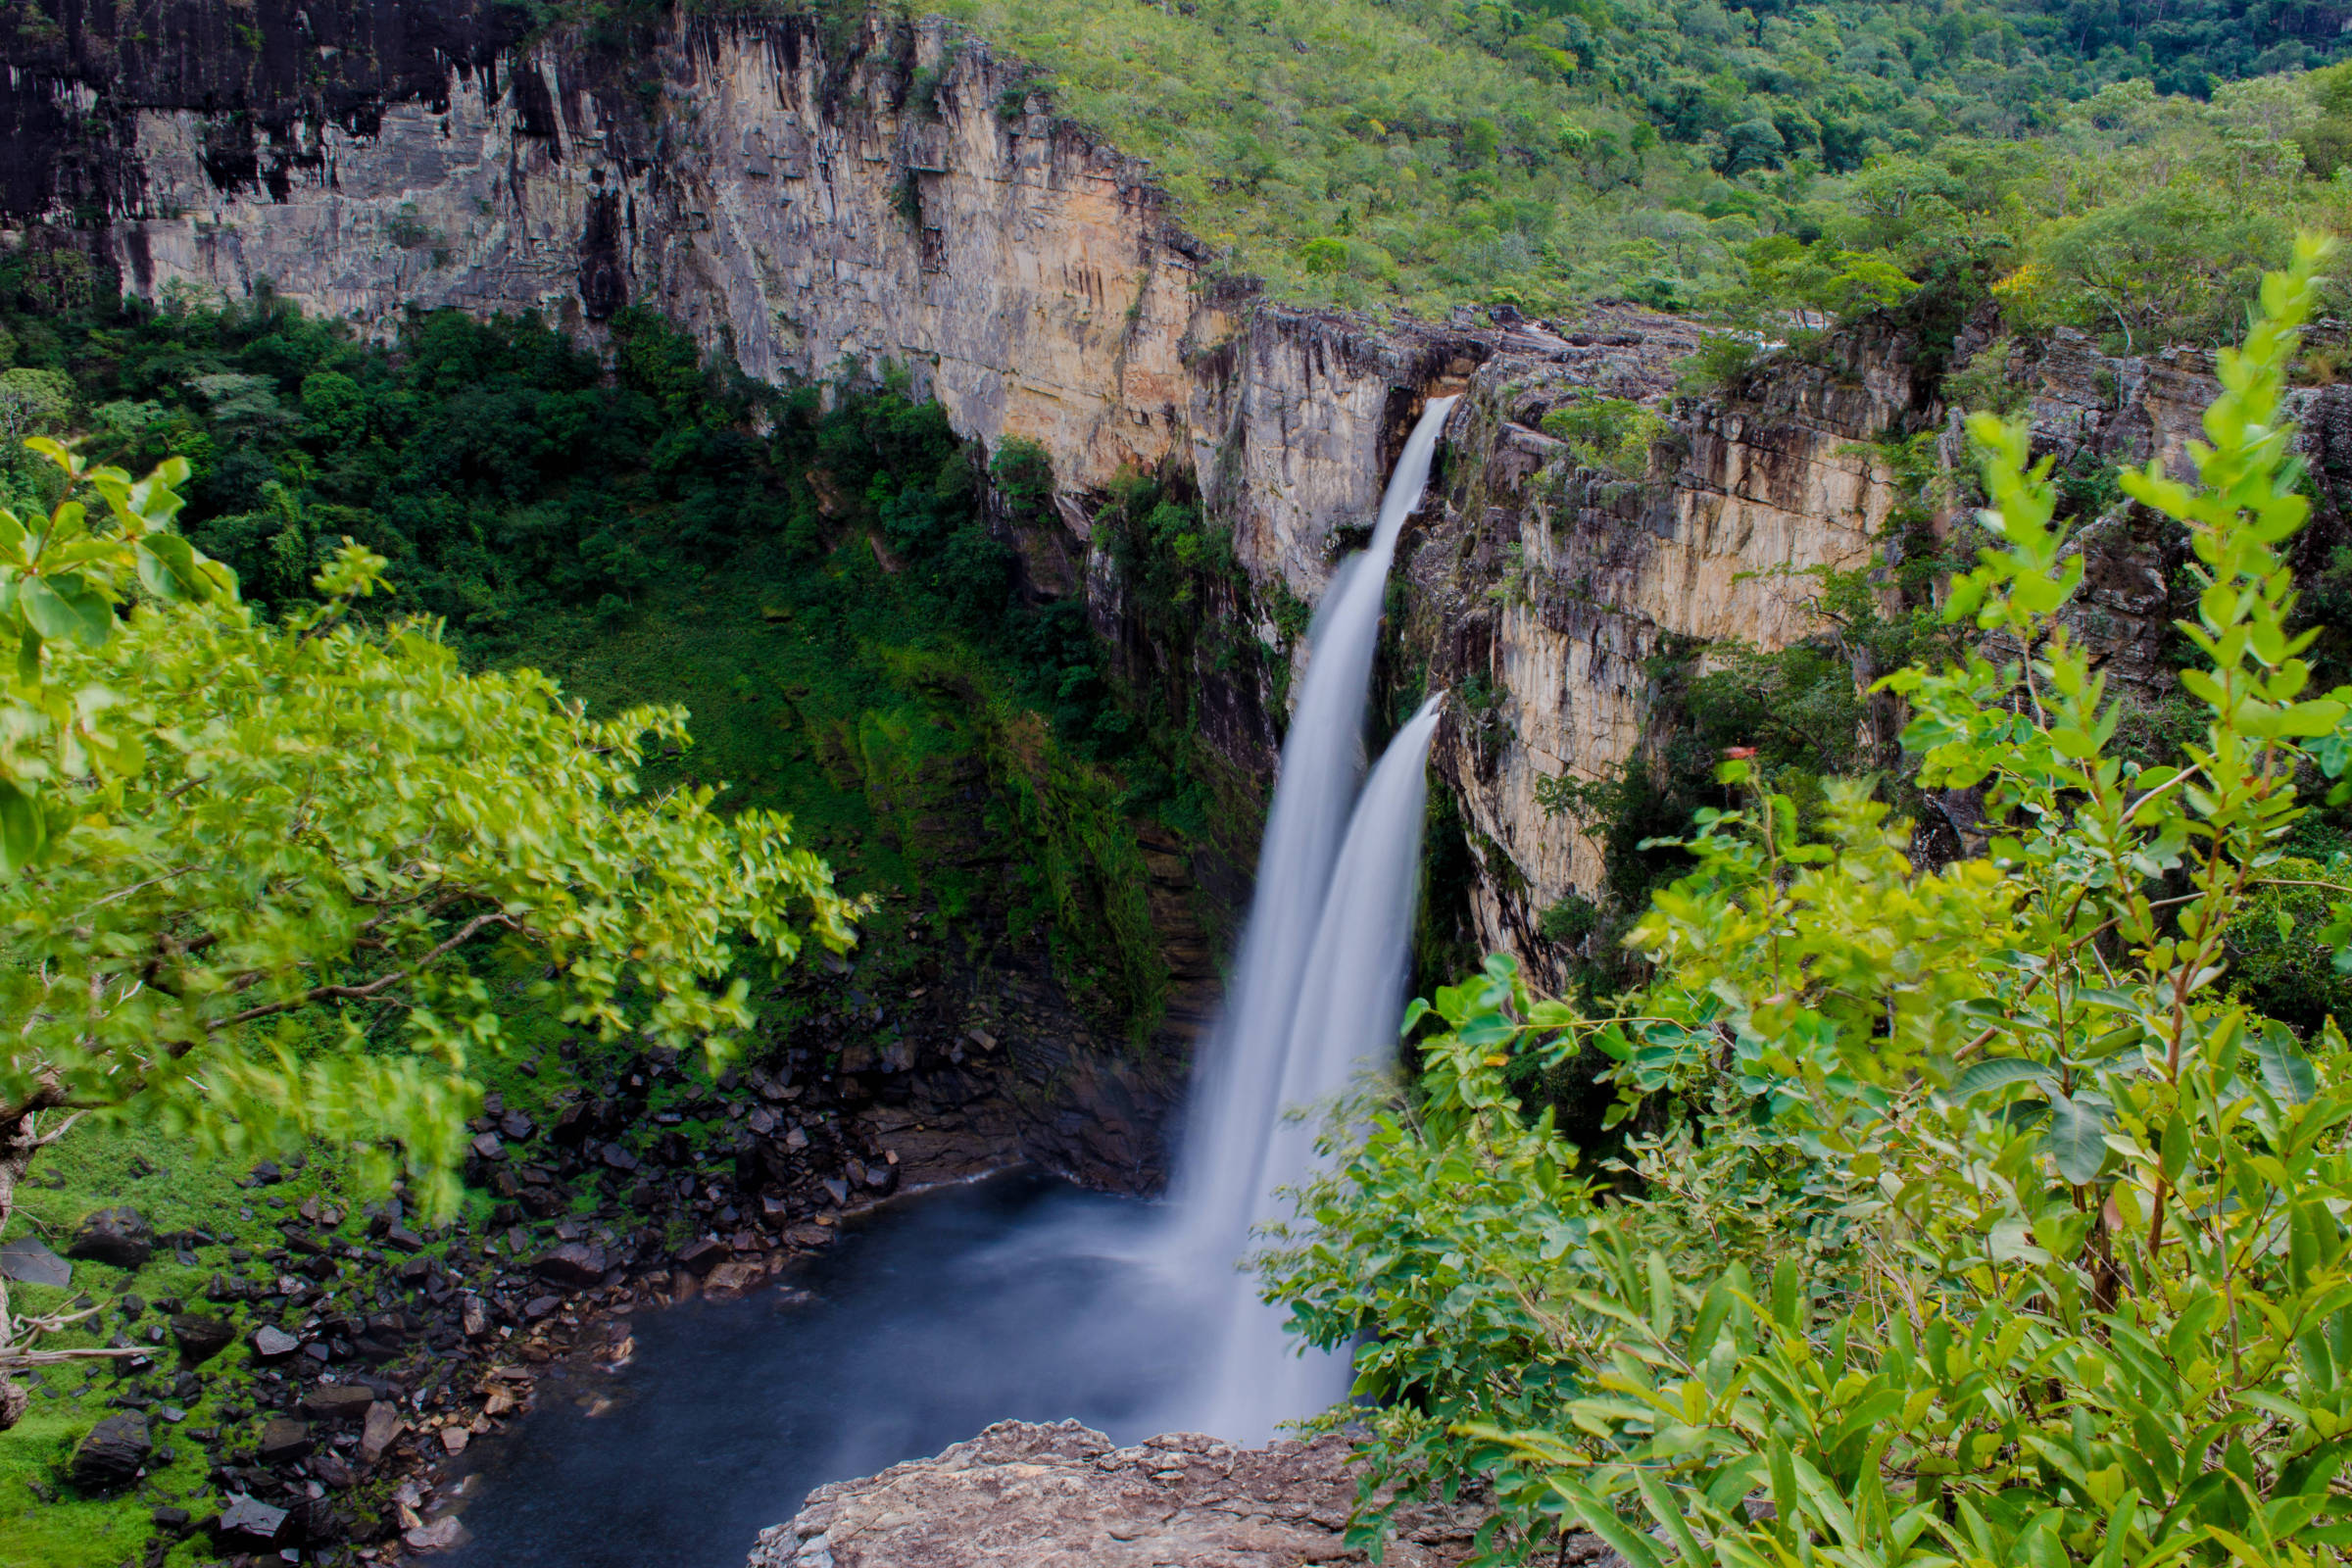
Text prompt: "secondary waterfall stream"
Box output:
[[443, 399, 1457, 1560]]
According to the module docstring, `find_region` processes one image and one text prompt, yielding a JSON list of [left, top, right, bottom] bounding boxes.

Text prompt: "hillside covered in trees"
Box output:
[[874, 0, 2352, 335]]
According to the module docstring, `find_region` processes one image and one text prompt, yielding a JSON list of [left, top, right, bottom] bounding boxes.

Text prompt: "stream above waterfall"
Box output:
[[440, 1174, 1189, 1568]]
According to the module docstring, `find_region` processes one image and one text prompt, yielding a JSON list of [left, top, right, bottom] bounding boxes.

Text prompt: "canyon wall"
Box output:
[[8, 2, 2348, 991]]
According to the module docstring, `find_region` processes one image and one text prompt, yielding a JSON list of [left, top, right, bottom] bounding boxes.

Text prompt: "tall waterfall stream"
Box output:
[[447, 401, 1457, 1560]]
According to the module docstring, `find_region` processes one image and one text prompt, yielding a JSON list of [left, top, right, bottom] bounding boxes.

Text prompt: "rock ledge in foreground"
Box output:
[[748, 1418, 1574, 1568]]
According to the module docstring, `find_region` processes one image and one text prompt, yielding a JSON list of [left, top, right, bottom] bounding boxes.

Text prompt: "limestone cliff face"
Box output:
[[11, 3, 1478, 561], [1401, 317, 1921, 970], [11, 3, 2347, 992]]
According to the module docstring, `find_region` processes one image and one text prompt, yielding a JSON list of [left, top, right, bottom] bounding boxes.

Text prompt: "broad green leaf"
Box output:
[[2044, 1091, 2109, 1183], [19, 572, 112, 649], [1942, 1056, 2057, 1104], [0, 778, 44, 877], [2257, 1023, 2318, 1104]]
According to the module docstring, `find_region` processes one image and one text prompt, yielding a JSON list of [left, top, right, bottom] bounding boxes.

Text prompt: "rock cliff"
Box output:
[[8, 1, 2350, 990]]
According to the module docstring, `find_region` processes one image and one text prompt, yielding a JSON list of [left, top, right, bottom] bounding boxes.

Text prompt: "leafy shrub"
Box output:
[[1677, 332, 1760, 394], [1541, 392, 1665, 480], [1273, 237, 2352, 1568], [1538, 893, 1599, 947]]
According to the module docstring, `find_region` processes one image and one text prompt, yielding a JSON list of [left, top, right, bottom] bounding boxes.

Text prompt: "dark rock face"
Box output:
[[746, 1419, 1544, 1568], [69, 1411, 150, 1489], [578, 191, 627, 320], [0, 0, 525, 220], [66, 1205, 152, 1266], [532, 1242, 609, 1287], [169, 1312, 234, 1362]]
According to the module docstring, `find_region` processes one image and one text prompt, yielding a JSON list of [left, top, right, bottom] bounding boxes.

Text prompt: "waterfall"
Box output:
[[1159, 396, 1456, 1443]]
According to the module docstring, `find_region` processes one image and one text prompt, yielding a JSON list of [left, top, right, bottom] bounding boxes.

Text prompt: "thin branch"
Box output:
[[74, 866, 198, 922], [203, 910, 536, 1035]]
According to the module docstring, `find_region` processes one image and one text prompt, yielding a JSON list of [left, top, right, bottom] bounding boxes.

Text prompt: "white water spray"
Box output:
[[1159, 397, 1456, 1442]]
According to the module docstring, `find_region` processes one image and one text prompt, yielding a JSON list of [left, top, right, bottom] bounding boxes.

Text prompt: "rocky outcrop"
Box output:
[[745, 1419, 1530, 1568]]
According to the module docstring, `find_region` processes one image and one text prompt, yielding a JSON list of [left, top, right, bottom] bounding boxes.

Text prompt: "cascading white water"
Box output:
[[1183, 693, 1446, 1438], [1158, 396, 1457, 1443]]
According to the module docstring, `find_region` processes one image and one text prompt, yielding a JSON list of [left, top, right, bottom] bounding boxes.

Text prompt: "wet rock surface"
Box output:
[[747, 1419, 1555, 1568], [69, 1410, 151, 1489], [68, 1204, 154, 1266]]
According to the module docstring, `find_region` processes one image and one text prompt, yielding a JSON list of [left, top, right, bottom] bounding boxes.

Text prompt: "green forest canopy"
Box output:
[[894, 0, 2352, 334]]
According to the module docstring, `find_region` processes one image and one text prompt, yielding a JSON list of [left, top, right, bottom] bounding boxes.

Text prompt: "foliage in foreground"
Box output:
[[1272, 237, 2352, 1567], [0, 443, 858, 1412]]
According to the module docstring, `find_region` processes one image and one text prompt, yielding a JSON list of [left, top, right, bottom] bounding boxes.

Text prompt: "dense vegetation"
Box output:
[[886, 0, 2349, 336], [1269, 245, 2352, 1568], [0, 278, 1216, 1029]]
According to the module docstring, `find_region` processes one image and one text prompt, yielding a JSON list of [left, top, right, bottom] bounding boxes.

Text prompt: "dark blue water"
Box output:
[[441, 1173, 1191, 1568]]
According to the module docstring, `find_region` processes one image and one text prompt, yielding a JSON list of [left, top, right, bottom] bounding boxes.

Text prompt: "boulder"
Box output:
[[674, 1237, 726, 1275], [66, 1206, 152, 1268], [250, 1325, 301, 1360], [406, 1515, 472, 1551], [0, 1236, 70, 1287], [300, 1384, 376, 1420], [215, 1494, 289, 1548], [745, 1420, 1522, 1568], [359, 1401, 404, 1465], [701, 1260, 767, 1298], [257, 1416, 313, 1462], [532, 1242, 609, 1287], [69, 1412, 151, 1489], [170, 1313, 235, 1363]]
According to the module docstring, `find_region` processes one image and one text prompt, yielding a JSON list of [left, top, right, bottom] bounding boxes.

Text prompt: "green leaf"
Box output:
[[1941, 1056, 2057, 1104], [19, 572, 112, 649], [1554, 1478, 1670, 1568], [0, 778, 47, 878], [2044, 1091, 2109, 1183], [135, 531, 213, 602], [2256, 1023, 2318, 1104]]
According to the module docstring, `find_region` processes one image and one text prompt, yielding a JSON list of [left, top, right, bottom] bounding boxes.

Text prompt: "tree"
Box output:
[[0, 441, 858, 1424], [1272, 237, 2352, 1566], [2030, 188, 2289, 351]]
